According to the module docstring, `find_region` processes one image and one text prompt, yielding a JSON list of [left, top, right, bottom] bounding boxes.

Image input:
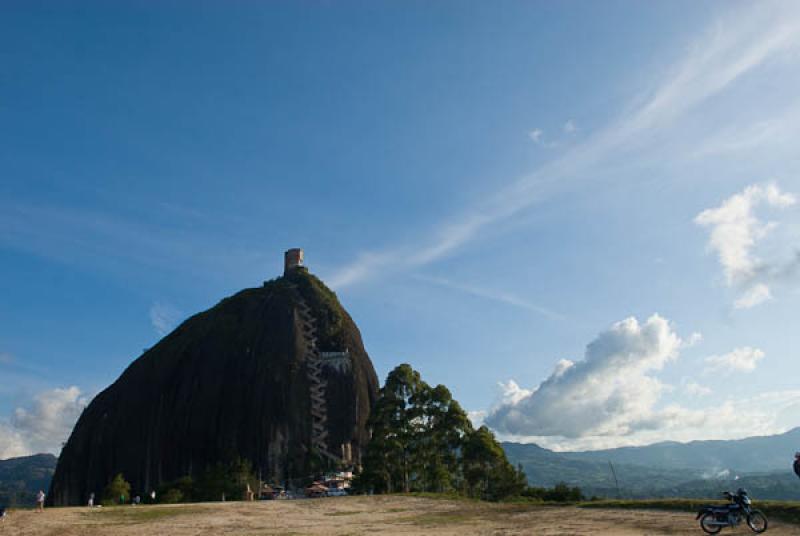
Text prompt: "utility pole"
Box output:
[[608, 461, 621, 499]]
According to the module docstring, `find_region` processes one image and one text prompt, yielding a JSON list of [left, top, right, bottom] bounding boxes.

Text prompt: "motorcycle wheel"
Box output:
[[747, 510, 768, 533], [700, 512, 722, 534]]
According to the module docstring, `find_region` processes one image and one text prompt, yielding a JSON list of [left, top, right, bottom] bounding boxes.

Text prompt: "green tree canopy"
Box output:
[[103, 473, 131, 505], [357, 363, 524, 501]]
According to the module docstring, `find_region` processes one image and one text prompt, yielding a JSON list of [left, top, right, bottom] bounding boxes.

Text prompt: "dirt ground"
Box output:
[[2, 495, 799, 535]]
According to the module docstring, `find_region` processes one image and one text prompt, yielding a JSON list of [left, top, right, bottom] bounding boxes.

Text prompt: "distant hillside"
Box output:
[[0, 453, 57, 506], [560, 427, 800, 473], [503, 428, 800, 500]]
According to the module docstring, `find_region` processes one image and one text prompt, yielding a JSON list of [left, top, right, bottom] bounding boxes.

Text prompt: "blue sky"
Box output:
[[1, 1, 799, 457]]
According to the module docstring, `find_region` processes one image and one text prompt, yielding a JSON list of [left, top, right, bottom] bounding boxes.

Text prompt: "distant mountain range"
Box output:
[[503, 428, 800, 500], [0, 453, 57, 506]]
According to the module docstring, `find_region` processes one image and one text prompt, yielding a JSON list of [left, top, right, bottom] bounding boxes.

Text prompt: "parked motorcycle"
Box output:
[[696, 488, 768, 534]]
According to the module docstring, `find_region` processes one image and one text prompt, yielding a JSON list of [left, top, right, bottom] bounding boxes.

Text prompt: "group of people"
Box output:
[[87, 490, 155, 507]]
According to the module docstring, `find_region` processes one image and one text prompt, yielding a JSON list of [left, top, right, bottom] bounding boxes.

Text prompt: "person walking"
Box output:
[[36, 490, 45, 512]]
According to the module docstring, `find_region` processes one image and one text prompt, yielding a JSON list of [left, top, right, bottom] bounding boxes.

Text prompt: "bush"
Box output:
[[161, 488, 184, 504], [103, 473, 132, 505], [522, 482, 584, 503], [157, 476, 194, 503]]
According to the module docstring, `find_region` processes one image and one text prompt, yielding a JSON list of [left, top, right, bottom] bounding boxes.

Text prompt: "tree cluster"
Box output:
[[158, 458, 258, 503], [355, 364, 526, 501]]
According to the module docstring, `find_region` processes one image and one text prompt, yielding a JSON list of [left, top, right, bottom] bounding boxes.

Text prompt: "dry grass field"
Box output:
[[2, 495, 800, 535]]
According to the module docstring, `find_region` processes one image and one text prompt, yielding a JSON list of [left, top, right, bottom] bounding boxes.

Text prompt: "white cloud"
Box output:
[[705, 346, 765, 373], [695, 183, 796, 293], [684, 381, 713, 397], [563, 120, 577, 133], [528, 129, 544, 144], [536, 390, 800, 451], [482, 314, 795, 449], [486, 314, 681, 439], [327, 3, 800, 290], [496, 379, 535, 408], [467, 410, 487, 428], [685, 332, 703, 347], [0, 386, 88, 459], [149, 302, 182, 337], [734, 283, 772, 309], [0, 423, 27, 459]]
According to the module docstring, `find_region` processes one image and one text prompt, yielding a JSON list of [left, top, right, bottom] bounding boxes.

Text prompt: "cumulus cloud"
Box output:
[[0, 386, 88, 459], [0, 423, 27, 459], [496, 380, 535, 407], [149, 301, 182, 337], [486, 314, 682, 439], [483, 316, 796, 449], [705, 346, 765, 373], [695, 183, 796, 309]]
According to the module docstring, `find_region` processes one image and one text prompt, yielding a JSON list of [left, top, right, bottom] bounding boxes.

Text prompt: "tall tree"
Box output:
[[463, 426, 526, 500], [360, 364, 426, 492], [359, 364, 523, 500]]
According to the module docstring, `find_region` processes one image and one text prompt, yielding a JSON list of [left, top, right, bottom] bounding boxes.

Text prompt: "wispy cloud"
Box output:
[[695, 183, 797, 309], [327, 2, 800, 289], [414, 274, 563, 320], [149, 302, 183, 337], [705, 346, 765, 374], [528, 129, 544, 144], [0, 201, 272, 285], [683, 381, 713, 397], [734, 283, 772, 309]]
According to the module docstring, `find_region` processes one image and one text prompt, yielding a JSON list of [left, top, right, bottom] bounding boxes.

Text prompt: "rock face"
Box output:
[[48, 269, 379, 506]]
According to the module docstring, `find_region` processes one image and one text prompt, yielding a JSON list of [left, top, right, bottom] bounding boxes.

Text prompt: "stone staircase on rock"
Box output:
[[290, 285, 343, 465]]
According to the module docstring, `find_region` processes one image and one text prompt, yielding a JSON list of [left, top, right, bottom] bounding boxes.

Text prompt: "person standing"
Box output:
[[794, 452, 800, 480], [88, 492, 95, 507], [36, 490, 45, 512]]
